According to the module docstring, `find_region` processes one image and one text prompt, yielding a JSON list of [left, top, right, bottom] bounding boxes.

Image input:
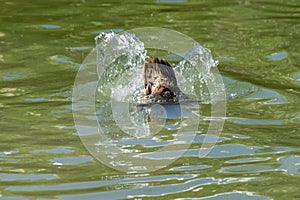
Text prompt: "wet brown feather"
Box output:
[[143, 58, 181, 98]]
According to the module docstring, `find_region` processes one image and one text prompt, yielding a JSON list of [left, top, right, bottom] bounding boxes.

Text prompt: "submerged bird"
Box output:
[[142, 57, 184, 103]]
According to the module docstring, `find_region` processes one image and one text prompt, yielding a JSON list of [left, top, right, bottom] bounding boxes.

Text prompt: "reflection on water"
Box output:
[[0, 0, 299, 199]]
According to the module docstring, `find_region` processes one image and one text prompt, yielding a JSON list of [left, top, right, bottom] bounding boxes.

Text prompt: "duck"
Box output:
[[142, 57, 183, 103]]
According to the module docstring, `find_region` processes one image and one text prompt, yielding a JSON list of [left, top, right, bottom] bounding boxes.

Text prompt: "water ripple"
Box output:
[[52, 156, 93, 165], [266, 51, 287, 61], [39, 24, 61, 29], [0, 173, 57, 181], [176, 191, 270, 200], [6, 174, 195, 192], [56, 177, 262, 199]]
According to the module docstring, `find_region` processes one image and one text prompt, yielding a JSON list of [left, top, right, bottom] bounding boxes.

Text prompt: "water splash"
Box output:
[[95, 32, 162, 138], [95, 32, 221, 105], [95, 32, 146, 103], [175, 45, 220, 103], [77, 28, 222, 171], [94, 32, 222, 139]]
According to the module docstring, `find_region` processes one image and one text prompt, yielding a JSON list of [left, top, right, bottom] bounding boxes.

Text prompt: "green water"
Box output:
[[1, 0, 300, 199]]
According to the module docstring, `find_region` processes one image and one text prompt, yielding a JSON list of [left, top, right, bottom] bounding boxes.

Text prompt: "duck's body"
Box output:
[[142, 58, 183, 103]]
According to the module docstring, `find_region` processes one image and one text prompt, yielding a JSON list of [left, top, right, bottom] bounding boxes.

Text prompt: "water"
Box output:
[[1, 0, 300, 199]]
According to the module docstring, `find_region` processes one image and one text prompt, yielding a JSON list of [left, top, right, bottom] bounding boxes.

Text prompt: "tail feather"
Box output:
[[143, 58, 181, 97]]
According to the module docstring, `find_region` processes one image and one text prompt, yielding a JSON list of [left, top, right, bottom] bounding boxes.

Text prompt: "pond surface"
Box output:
[[1, 0, 300, 199]]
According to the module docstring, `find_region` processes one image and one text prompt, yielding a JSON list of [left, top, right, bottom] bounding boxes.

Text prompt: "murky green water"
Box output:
[[1, 0, 300, 199]]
